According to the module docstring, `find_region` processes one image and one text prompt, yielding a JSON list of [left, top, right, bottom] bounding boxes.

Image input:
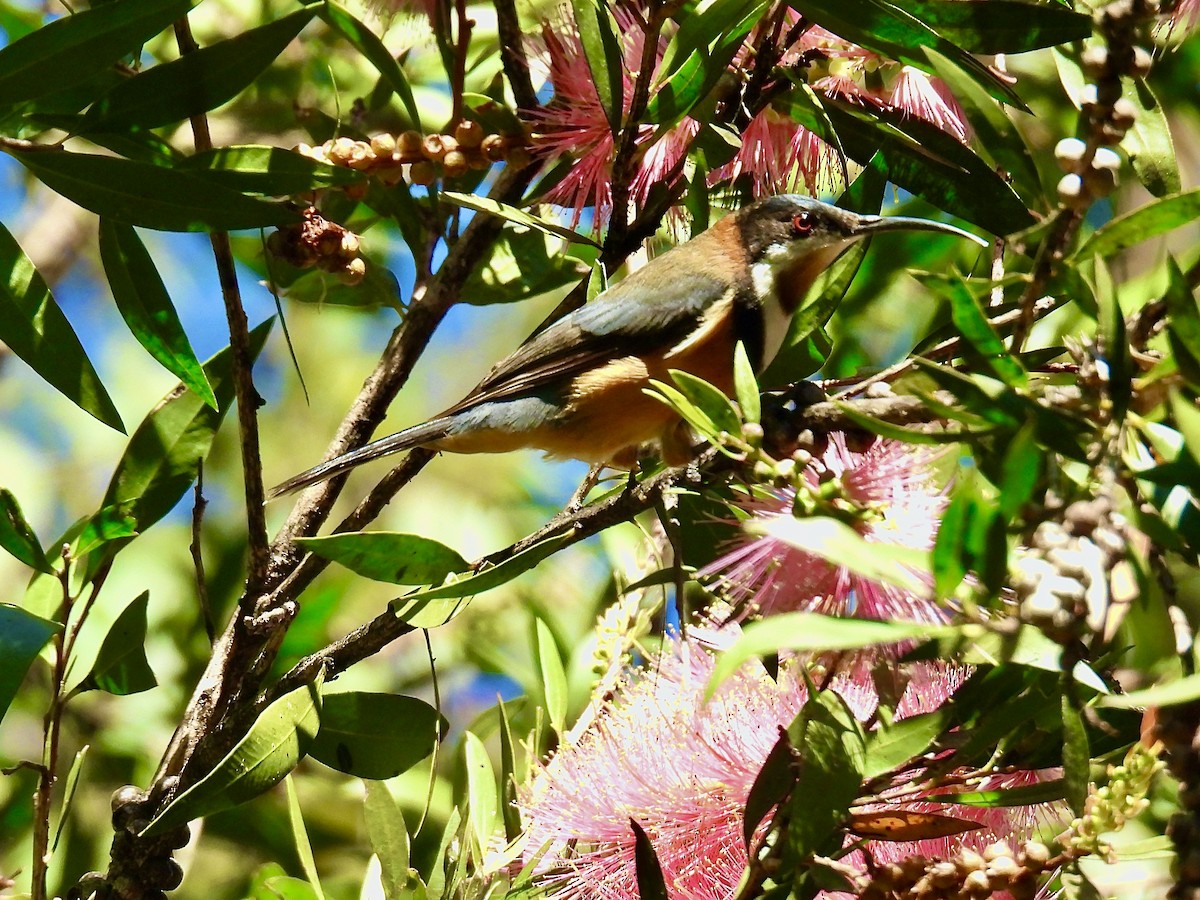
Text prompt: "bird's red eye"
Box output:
[[792, 211, 814, 235]]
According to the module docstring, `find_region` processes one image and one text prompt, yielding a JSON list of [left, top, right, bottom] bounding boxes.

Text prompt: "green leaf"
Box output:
[[0, 0, 193, 106], [498, 700, 522, 842], [1100, 672, 1200, 709], [363, 781, 411, 900], [101, 320, 273, 539], [776, 89, 1032, 234], [296, 532, 469, 586], [460, 229, 595, 306], [53, 744, 90, 851], [178, 146, 365, 195], [753, 515, 930, 594], [631, 819, 669, 900], [941, 778, 1066, 808], [1061, 689, 1090, 815], [996, 420, 1040, 520], [570, 0, 624, 133], [0, 220, 124, 430], [0, 489, 52, 574], [82, 8, 317, 131], [903, 0, 1089, 53], [391, 532, 573, 627], [0, 603, 59, 723], [786, 690, 866, 859], [1164, 257, 1200, 390], [733, 343, 761, 424], [99, 219, 216, 408], [463, 732, 499, 858], [669, 369, 741, 436], [321, 1, 421, 128], [1123, 78, 1180, 198], [1074, 188, 1200, 260], [13, 150, 300, 232], [78, 591, 157, 696], [862, 708, 950, 778], [743, 732, 794, 848], [786, 0, 1024, 107], [645, 0, 767, 125], [440, 191, 601, 248], [284, 776, 326, 900], [141, 674, 324, 836], [925, 49, 1042, 202], [533, 619, 568, 735], [709, 614, 950, 695], [937, 271, 1027, 387], [308, 692, 445, 780]]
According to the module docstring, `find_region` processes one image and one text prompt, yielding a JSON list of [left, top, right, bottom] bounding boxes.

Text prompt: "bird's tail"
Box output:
[[266, 417, 454, 500]]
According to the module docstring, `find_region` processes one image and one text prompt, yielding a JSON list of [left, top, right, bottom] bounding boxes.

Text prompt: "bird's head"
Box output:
[[733, 194, 986, 313]]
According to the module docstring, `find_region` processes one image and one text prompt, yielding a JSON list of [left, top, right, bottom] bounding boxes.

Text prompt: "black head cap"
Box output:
[[735, 194, 985, 264]]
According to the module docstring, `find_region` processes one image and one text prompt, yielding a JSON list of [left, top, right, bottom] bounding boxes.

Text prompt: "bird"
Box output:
[[268, 195, 983, 499]]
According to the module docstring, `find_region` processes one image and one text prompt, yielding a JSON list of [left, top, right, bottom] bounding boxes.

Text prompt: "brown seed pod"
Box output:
[[442, 149, 468, 177], [481, 133, 506, 161], [409, 160, 437, 185], [422, 133, 448, 161], [370, 133, 397, 159], [455, 119, 484, 148]]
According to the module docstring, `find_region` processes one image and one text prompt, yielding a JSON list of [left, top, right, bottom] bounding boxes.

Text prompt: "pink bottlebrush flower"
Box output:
[[888, 67, 971, 143], [708, 108, 844, 200], [699, 434, 948, 623], [518, 632, 1055, 900], [1159, 0, 1200, 35], [530, 15, 696, 225]]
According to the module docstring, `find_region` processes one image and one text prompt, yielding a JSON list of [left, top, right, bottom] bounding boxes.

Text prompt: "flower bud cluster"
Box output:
[[1055, 0, 1158, 208], [266, 207, 366, 285], [1012, 492, 1128, 644], [295, 122, 530, 190], [1063, 741, 1164, 859], [857, 839, 1054, 900]]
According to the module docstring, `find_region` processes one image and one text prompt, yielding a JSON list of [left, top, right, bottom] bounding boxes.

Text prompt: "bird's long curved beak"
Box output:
[[847, 214, 989, 248]]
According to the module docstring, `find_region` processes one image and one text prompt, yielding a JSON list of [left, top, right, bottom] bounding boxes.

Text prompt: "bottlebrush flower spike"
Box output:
[[530, 15, 695, 225], [700, 434, 949, 623], [518, 630, 1055, 900], [889, 66, 971, 143]]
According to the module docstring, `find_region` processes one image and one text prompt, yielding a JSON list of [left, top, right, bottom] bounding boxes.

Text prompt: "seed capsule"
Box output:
[[455, 119, 484, 148], [370, 133, 397, 158], [339, 257, 367, 285]]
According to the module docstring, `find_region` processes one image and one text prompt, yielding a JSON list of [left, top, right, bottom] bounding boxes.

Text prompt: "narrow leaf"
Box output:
[[0, 0, 192, 104], [53, 744, 89, 851], [1123, 78, 1180, 197], [903, 0, 1089, 53], [78, 591, 157, 696], [570, 0, 623, 133], [0, 220, 124, 430], [142, 674, 324, 835], [743, 731, 794, 848], [321, 1, 422, 128], [284, 776, 325, 900], [709, 615, 950, 695], [83, 8, 317, 131], [14, 150, 299, 232], [363, 781, 410, 900], [533, 619, 568, 735], [99, 219, 216, 408], [0, 603, 59, 723], [391, 532, 573, 627], [179, 146, 365, 195], [733, 342, 761, 424], [102, 320, 273, 538], [463, 732, 499, 858], [1100, 673, 1200, 709], [630, 819, 669, 900], [1074, 188, 1200, 260], [669, 369, 741, 436], [297, 532, 469, 586], [0, 489, 52, 574], [441, 191, 601, 247], [1060, 689, 1090, 815], [847, 809, 980, 841], [308, 692, 445, 780]]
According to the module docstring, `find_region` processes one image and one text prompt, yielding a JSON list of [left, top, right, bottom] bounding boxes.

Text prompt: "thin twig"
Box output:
[[494, 0, 539, 113], [174, 17, 270, 592], [191, 466, 215, 644]]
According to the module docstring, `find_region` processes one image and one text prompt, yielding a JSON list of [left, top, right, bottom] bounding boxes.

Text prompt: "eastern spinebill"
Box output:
[[269, 195, 983, 499]]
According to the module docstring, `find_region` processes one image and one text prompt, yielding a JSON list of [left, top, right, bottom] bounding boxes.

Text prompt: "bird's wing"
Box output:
[[440, 265, 735, 415]]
